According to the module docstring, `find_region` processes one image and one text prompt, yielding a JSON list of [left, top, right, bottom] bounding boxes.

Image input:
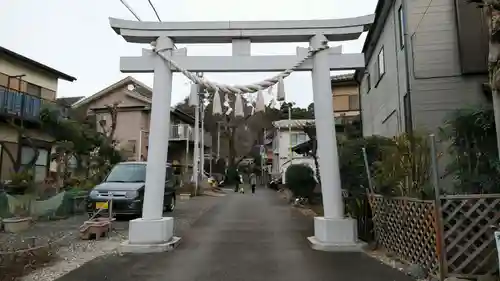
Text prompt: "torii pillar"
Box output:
[[110, 15, 373, 253]]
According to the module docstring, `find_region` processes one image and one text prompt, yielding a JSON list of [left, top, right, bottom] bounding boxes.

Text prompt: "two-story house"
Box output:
[[288, 74, 362, 162], [0, 46, 76, 182], [332, 73, 361, 124], [72, 76, 211, 178], [270, 119, 314, 182], [357, 0, 489, 137]]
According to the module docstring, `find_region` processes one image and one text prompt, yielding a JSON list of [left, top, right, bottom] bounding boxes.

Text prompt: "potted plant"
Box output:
[[5, 171, 33, 195], [3, 204, 32, 233]]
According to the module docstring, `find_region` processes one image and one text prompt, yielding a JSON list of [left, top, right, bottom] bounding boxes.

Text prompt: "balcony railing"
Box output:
[[0, 86, 67, 122], [169, 124, 212, 146], [170, 124, 193, 140]]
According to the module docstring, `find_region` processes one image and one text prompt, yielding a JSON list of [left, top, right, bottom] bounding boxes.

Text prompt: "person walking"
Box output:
[[250, 172, 257, 194]]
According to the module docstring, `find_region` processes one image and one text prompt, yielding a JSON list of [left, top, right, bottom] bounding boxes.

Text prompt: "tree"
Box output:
[[302, 123, 321, 185], [175, 94, 266, 169], [40, 102, 123, 185], [465, 0, 500, 158]]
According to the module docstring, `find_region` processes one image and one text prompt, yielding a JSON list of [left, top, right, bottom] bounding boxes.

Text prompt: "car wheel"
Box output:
[[165, 196, 176, 212]]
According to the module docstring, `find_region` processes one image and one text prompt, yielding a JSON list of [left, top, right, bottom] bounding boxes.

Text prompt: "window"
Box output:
[[348, 95, 360, 110], [105, 163, 146, 182], [290, 132, 308, 146], [376, 47, 386, 84], [398, 6, 405, 49], [21, 146, 49, 182], [26, 82, 41, 97], [127, 140, 136, 154]]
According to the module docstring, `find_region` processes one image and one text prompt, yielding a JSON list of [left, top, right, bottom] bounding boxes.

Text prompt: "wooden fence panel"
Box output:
[[368, 195, 439, 274], [440, 195, 500, 278]]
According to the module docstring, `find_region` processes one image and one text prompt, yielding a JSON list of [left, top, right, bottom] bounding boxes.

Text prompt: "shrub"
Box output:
[[338, 132, 434, 199], [371, 132, 434, 198], [338, 135, 395, 196], [440, 107, 500, 193], [285, 164, 316, 198]]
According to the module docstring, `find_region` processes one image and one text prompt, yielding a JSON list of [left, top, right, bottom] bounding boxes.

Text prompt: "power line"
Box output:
[[119, 0, 142, 21], [147, 0, 162, 22], [412, 0, 434, 35], [118, 0, 178, 49]]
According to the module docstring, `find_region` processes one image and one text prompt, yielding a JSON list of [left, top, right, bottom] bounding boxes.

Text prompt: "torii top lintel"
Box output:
[[109, 14, 374, 44]]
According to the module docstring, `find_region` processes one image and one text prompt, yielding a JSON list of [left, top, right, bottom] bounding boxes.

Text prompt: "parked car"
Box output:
[[86, 162, 177, 217]]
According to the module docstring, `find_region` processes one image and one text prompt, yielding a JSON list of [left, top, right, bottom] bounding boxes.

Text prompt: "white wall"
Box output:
[[271, 128, 314, 183]]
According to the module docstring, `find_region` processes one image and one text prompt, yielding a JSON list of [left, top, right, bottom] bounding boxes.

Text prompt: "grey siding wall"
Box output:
[[407, 0, 488, 132], [361, 0, 488, 138], [361, 0, 406, 137]]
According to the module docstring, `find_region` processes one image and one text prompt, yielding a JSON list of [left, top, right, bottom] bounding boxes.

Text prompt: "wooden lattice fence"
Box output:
[[368, 195, 439, 273], [369, 193, 500, 280], [440, 194, 500, 278]]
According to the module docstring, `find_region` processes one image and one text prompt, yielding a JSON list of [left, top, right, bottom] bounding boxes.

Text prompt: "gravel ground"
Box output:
[[1, 194, 223, 281]]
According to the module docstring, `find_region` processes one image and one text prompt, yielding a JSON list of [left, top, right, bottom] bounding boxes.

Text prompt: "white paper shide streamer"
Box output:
[[212, 89, 222, 115], [277, 77, 285, 101], [255, 90, 266, 112], [234, 94, 244, 117], [188, 83, 199, 106]]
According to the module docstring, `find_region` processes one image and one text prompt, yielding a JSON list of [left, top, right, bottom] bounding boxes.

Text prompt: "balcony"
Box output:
[[0, 86, 67, 122], [169, 124, 212, 147], [170, 124, 193, 140]]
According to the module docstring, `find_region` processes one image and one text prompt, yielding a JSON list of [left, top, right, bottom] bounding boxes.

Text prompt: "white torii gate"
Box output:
[[110, 14, 374, 253]]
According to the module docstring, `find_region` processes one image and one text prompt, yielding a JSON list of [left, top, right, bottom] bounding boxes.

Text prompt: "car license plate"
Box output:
[[96, 202, 109, 210]]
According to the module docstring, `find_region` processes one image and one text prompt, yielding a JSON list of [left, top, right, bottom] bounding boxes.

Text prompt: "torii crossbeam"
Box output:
[[111, 15, 374, 253]]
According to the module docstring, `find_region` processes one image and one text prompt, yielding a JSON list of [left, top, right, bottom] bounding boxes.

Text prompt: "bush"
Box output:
[[338, 132, 434, 199], [285, 164, 316, 198], [440, 107, 500, 193], [371, 132, 434, 198], [338, 135, 395, 196]]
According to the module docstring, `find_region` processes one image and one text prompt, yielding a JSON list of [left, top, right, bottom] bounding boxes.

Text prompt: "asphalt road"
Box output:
[[56, 187, 413, 281]]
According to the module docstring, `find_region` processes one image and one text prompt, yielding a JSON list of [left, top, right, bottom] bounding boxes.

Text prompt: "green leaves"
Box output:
[[440, 106, 500, 193]]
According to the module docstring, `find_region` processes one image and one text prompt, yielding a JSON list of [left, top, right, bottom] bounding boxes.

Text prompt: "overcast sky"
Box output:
[[0, 0, 377, 107]]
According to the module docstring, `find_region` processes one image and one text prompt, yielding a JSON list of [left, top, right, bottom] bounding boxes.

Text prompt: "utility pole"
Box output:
[[262, 129, 266, 184], [200, 92, 205, 180], [288, 104, 292, 164], [217, 121, 221, 160]]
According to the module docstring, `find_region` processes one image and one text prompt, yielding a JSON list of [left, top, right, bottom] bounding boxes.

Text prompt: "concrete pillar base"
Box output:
[[308, 217, 367, 252], [120, 217, 179, 253]]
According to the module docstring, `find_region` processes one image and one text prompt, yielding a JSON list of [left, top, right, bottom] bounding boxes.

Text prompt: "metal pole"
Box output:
[[200, 95, 205, 179], [193, 97, 200, 195], [288, 106, 292, 164], [209, 147, 213, 176], [185, 126, 190, 177], [361, 147, 374, 193], [430, 134, 447, 281], [137, 130, 142, 161], [262, 129, 266, 184], [217, 122, 221, 160]]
